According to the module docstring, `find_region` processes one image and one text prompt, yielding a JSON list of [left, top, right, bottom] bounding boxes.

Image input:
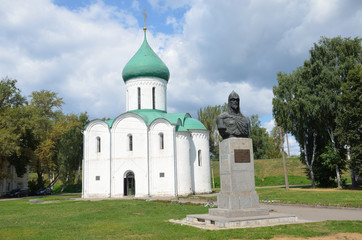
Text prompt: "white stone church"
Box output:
[[82, 28, 211, 198]]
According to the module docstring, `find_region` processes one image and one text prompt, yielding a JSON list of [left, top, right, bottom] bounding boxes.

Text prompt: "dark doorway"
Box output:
[[124, 171, 135, 196]]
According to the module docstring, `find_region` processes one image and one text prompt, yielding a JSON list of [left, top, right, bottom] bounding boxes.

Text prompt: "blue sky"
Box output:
[[53, 0, 189, 34], [1, 0, 362, 155]]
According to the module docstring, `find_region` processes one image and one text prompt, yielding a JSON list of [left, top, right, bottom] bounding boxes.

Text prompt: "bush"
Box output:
[[28, 180, 44, 195], [53, 183, 82, 194]]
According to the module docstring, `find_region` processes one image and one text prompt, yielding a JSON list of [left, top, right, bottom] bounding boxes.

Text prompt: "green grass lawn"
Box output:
[[195, 186, 362, 208], [211, 157, 311, 188], [211, 157, 352, 189], [257, 188, 362, 208], [254, 157, 306, 177], [0, 196, 361, 240]]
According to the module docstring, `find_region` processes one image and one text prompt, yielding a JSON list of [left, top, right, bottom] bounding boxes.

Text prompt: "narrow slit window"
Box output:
[[198, 150, 202, 166], [138, 87, 141, 109], [152, 87, 155, 109], [96, 137, 101, 153], [159, 133, 164, 150], [128, 134, 133, 151]]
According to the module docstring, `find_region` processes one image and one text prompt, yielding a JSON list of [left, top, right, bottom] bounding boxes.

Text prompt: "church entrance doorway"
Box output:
[[124, 171, 135, 196]]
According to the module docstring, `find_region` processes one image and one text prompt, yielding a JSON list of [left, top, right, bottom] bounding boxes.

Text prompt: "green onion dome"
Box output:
[[122, 30, 170, 82]]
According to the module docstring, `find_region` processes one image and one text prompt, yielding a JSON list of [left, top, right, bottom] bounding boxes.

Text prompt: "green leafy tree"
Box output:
[[28, 90, 78, 187], [273, 69, 323, 188], [319, 142, 346, 187], [0, 77, 26, 110], [56, 112, 89, 192], [336, 64, 362, 185], [301, 36, 361, 188], [0, 78, 29, 180], [249, 115, 273, 159], [273, 36, 362, 188], [269, 124, 282, 159], [197, 103, 227, 161]]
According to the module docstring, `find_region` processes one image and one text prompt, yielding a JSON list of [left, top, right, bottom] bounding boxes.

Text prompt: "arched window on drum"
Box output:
[[159, 133, 164, 150], [128, 134, 133, 151], [96, 137, 101, 153], [197, 150, 202, 166]]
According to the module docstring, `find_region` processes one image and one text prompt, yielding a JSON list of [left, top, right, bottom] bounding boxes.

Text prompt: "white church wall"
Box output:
[[149, 119, 176, 196], [83, 121, 111, 198], [176, 132, 193, 196], [111, 114, 149, 198], [125, 77, 167, 111], [190, 130, 212, 194]]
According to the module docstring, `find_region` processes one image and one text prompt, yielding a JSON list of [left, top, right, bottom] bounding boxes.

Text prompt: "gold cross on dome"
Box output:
[[143, 8, 147, 30]]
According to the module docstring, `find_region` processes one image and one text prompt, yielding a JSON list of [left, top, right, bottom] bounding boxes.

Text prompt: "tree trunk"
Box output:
[[328, 129, 342, 188], [303, 139, 315, 188], [36, 162, 44, 187], [61, 174, 69, 193], [50, 173, 54, 190], [279, 127, 289, 190], [211, 161, 215, 189], [350, 170, 357, 187], [346, 145, 357, 187], [76, 159, 82, 192], [36, 173, 43, 187], [286, 133, 290, 157], [310, 133, 317, 189], [49, 171, 60, 188], [336, 165, 342, 188], [310, 167, 316, 188]]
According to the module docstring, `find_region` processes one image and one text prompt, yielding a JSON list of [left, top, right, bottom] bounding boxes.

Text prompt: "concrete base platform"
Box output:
[[209, 207, 269, 218], [174, 213, 299, 229]]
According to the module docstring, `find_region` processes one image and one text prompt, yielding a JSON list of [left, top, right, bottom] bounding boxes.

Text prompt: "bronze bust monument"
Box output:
[[217, 91, 250, 139]]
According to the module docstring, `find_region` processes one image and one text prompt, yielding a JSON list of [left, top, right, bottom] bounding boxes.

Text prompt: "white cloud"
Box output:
[[263, 119, 275, 134], [261, 119, 300, 156], [0, 0, 361, 128], [0, 0, 139, 118], [132, 0, 140, 11], [147, 0, 191, 11], [284, 134, 300, 157]]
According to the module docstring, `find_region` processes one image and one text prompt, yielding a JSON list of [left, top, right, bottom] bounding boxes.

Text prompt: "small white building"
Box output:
[[82, 28, 211, 198], [1, 163, 29, 196]]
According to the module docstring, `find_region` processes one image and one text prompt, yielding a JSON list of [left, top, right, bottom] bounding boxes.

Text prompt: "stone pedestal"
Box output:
[[184, 138, 297, 229], [209, 138, 269, 217]]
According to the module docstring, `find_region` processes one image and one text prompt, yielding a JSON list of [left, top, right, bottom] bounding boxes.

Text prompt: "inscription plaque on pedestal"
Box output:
[[234, 149, 250, 163]]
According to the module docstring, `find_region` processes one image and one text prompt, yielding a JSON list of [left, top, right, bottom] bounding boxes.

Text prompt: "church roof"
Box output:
[[128, 109, 206, 131], [93, 109, 205, 131], [105, 118, 115, 127], [122, 30, 170, 82], [183, 117, 207, 130]]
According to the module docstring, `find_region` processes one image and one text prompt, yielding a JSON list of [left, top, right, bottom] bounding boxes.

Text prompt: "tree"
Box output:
[[28, 90, 79, 187], [0, 77, 26, 110], [273, 69, 323, 188], [249, 115, 273, 159], [0, 78, 29, 180], [197, 104, 227, 161], [302, 37, 361, 188], [273, 36, 362, 188], [269, 124, 282, 159], [56, 112, 89, 192], [335, 64, 362, 185]]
